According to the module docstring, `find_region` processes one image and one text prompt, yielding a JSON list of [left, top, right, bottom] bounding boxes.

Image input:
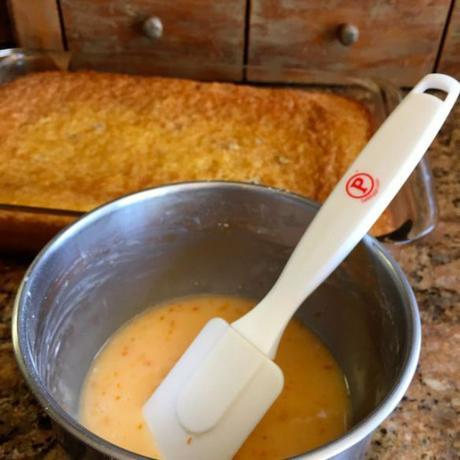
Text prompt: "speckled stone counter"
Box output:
[[0, 107, 458, 459]]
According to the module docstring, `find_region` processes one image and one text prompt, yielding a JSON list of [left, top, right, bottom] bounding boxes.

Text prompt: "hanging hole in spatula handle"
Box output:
[[412, 73, 459, 105]]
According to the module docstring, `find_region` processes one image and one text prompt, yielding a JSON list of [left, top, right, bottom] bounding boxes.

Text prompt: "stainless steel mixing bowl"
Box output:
[[13, 182, 421, 460]]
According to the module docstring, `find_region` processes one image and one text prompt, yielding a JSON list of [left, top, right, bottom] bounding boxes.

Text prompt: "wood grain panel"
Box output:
[[0, 0, 14, 47], [9, 0, 64, 50], [60, 0, 245, 80], [248, 0, 451, 86], [438, 0, 460, 78]]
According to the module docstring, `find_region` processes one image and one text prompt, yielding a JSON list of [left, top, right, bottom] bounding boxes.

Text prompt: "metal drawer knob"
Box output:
[[337, 23, 359, 46], [143, 16, 163, 40]]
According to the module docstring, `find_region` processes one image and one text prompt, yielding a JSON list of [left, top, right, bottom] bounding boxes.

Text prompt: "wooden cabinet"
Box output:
[[8, 0, 64, 50], [5, 0, 460, 85], [60, 0, 246, 79], [438, 0, 460, 78], [0, 0, 14, 47], [247, 0, 452, 86]]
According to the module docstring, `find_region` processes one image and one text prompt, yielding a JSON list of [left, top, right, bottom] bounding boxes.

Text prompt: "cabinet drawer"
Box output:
[[438, 0, 460, 78], [248, 0, 451, 86], [60, 0, 245, 80]]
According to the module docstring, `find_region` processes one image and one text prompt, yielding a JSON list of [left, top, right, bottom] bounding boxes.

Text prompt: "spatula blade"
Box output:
[[143, 318, 284, 460]]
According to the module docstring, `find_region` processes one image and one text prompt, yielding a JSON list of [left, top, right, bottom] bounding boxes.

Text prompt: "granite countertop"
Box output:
[[0, 109, 459, 460]]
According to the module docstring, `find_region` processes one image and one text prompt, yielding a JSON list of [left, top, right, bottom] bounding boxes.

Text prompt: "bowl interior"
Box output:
[[16, 183, 414, 457]]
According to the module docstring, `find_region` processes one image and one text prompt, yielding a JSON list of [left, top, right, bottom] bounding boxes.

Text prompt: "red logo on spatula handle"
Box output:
[[346, 173, 377, 200]]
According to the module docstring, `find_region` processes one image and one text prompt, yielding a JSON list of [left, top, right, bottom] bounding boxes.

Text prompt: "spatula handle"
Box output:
[[233, 74, 459, 358]]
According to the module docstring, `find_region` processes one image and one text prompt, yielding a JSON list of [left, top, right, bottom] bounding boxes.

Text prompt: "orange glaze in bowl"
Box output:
[[80, 295, 350, 459]]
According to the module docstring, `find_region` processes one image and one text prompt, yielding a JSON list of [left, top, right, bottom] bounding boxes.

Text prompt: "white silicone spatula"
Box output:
[[144, 74, 459, 460]]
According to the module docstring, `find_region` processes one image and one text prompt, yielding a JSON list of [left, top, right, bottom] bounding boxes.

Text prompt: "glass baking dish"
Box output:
[[0, 48, 437, 252]]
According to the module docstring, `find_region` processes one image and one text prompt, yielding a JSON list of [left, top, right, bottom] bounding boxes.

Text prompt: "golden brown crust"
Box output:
[[0, 71, 390, 248]]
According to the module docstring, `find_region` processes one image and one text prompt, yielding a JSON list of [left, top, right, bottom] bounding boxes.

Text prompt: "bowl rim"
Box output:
[[12, 181, 421, 460]]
